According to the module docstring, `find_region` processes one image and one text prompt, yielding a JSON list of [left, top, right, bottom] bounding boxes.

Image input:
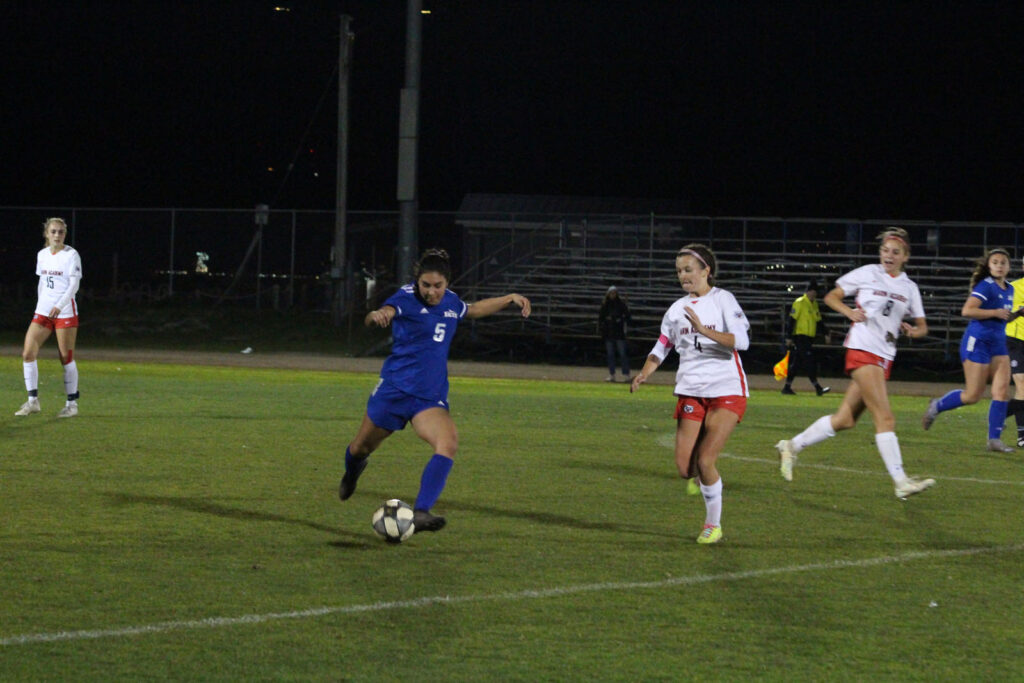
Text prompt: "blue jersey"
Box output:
[[964, 277, 1013, 341], [379, 284, 468, 401]]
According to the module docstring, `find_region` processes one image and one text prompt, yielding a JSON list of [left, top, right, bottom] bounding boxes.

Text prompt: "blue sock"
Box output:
[[345, 446, 368, 477], [989, 400, 1009, 440], [936, 389, 964, 413], [415, 454, 453, 511]]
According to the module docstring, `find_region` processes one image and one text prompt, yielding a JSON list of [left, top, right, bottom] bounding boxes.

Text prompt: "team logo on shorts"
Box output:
[[683, 404, 695, 413]]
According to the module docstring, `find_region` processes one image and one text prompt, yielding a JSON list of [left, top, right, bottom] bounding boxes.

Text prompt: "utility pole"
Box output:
[[333, 14, 354, 326], [396, 0, 422, 284]]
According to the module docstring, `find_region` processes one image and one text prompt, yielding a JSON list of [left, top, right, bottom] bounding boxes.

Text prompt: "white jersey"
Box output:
[[835, 263, 925, 361], [35, 245, 83, 318], [650, 287, 750, 398]]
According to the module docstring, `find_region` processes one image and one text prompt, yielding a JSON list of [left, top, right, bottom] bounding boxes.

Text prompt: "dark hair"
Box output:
[[806, 280, 820, 294], [676, 243, 717, 286], [413, 248, 452, 281], [969, 247, 1011, 290]]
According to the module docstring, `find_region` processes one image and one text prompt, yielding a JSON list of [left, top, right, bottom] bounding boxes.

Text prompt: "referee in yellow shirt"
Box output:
[[1006, 270, 1024, 447], [782, 280, 831, 396]]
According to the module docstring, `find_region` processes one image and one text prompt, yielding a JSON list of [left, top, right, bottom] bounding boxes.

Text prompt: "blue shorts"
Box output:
[[960, 331, 1007, 364], [366, 379, 449, 432]]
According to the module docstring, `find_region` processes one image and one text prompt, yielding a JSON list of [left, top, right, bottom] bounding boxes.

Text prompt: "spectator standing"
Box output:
[[599, 285, 632, 382]]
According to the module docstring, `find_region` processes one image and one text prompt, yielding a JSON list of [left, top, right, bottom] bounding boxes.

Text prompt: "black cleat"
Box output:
[[338, 459, 368, 501], [413, 509, 447, 533], [816, 385, 831, 396], [781, 386, 796, 395]]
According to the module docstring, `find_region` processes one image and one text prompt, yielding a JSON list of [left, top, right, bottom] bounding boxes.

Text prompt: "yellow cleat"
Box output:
[[697, 524, 723, 544], [686, 478, 701, 496]]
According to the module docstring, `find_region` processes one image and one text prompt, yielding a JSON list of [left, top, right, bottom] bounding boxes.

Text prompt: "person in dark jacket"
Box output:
[[599, 285, 632, 382]]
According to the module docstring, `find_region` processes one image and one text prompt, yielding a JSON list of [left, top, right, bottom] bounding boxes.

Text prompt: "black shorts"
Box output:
[[1008, 337, 1024, 375]]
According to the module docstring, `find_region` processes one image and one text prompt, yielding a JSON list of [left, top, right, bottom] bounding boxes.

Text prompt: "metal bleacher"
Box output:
[[450, 199, 1020, 361]]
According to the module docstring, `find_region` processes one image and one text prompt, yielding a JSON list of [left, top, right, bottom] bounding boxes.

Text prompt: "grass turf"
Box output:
[[0, 356, 1022, 680]]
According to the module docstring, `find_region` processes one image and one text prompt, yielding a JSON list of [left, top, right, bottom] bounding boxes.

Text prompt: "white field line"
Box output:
[[725, 453, 1024, 486], [653, 433, 1024, 487], [3, 542, 1023, 647]]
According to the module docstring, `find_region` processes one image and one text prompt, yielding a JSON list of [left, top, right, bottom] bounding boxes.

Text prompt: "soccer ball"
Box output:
[[371, 499, 416, 543]]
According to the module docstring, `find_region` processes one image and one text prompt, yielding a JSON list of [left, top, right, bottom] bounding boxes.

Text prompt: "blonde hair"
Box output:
[[876, 226, 910, 271], [42, 217, 68, 245]]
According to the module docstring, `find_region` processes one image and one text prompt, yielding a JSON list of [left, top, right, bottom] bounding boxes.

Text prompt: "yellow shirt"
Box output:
[[790, 294, 821, 337], [1006, 278, 1024, 341]]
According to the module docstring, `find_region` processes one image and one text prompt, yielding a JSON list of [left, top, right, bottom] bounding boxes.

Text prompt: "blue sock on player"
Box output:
[[989, 400, 1009, 440], [415, 454, 453, 511], [936, 389, 964, 413], [345, 446, 367, 477]]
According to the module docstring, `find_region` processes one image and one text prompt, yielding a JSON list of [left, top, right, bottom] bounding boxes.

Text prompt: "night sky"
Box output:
[[4, 1, 1024, 221]]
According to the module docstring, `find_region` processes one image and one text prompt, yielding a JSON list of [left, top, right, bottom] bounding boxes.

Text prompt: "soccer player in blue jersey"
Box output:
[[923, 248, 1022, 452], [338, 248, 531, 533]]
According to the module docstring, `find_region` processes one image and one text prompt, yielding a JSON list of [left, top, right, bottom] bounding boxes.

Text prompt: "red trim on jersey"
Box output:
[[732, 350, 747, 395], [657, 333, 670, 346]]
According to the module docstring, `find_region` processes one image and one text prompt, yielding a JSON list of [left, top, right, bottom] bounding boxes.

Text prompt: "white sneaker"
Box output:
[[775, 439, 796, 481], [894, 476, 935, 500], [921, 399, 939, 430], [15, 399, 41, 416], [56, 403, 78, 418], [987, 438, 1014, 453]]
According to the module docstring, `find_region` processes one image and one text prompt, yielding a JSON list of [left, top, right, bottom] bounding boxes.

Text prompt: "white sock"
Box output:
[[792, 415, 836, 453], [63, 360, 79, 398], [24, 360, 38, 397], [875, 431, 906, 482], [700, 478, 723, 527]]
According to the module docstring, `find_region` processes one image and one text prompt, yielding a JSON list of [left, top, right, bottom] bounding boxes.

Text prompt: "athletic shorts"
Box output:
[[366, 378, 449, 432], [845, 348, 892, 380], [960, 331, 1008, 365], [1008, 337, 1024, 374], [31, 313, 78, 330], [674, 395, 746, 423]]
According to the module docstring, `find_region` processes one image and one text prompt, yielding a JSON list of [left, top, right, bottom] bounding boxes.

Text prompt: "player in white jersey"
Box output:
[[775, 227, 935, 500], [15, 217, 82, 418], [631, 244, 749, 545]]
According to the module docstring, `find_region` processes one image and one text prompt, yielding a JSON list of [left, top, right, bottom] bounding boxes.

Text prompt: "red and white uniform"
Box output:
[[650, 287, 750, 398], [835, 264, 925, 361], [35, 245, 82, 318]]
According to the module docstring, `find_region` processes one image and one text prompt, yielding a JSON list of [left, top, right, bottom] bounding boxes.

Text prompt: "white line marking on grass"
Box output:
[[654, 433, 1024, 487], [725, 453, 1024, 487], [4, 542, 1023, 647]]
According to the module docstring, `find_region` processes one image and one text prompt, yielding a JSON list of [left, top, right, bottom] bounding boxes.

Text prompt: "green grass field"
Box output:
[[1, 355, 1022, 681]]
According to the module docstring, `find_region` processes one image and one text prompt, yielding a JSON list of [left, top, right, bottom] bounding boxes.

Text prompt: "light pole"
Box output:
[[396, 0, 422, 284], [333, 14, 354, 326]]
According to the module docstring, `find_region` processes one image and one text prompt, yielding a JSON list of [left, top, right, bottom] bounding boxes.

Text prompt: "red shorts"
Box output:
[[845, 348, 892, 380], [31, 313, 79, 330], [674, 395, 747, 423]]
